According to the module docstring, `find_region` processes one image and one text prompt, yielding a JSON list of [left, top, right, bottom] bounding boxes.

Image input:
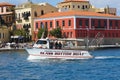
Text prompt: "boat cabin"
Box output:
[[33, 38, 54, 49]]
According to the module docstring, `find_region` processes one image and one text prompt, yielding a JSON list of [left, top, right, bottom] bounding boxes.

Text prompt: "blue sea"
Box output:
[[0, 49, 120, 80]]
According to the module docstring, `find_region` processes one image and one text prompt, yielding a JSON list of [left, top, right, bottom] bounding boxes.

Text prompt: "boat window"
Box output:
[[36, 40, 47, 44], [81, 53, 84, 55], [73, 53, 79, 55], [40, 52, 44, 54]]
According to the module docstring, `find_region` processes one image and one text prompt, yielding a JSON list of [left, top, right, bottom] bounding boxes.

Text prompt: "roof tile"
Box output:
[[0, 2, 15, 6], [39, 11, 120, 18]]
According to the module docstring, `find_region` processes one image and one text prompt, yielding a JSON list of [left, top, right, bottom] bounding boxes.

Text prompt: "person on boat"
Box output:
[[58, 42, 62, 49], [55, 41, 58, 49], [50, 42, 54, 49]]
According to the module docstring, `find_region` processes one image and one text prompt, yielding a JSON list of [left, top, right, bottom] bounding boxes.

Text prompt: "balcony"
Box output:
[[94, 28, 106, 30], [22, 12, 30, 21], [16, 18, 22, 23]]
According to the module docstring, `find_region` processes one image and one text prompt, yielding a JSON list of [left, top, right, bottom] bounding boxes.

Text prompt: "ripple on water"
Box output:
[[0, 49, 120, 80]]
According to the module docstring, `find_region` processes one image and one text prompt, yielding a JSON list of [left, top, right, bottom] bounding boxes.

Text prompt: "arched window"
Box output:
[[73, 5, 75, 8], [34, 11, 37, 17], [82, 5, 85, 9], [41, 10, 44, 15]]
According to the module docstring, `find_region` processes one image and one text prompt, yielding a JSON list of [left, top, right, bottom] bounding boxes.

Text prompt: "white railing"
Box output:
[[89, 32, 104, 48]]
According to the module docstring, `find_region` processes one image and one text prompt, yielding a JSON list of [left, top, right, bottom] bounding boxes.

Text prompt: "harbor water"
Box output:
[[0, 49, 120, 80]]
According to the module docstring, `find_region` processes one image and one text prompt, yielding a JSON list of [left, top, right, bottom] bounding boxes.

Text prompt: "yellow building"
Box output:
[[0, 2, 15, 43], [15, 1, 58, 41], [0, 27, 9, 43], [57, 0, 116, 15], [57, 0, 92, 12]]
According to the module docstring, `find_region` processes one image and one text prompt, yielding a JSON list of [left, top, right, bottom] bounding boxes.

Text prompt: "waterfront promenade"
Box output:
[[0, 43, 32, 51], [0, 43, 120, 52]]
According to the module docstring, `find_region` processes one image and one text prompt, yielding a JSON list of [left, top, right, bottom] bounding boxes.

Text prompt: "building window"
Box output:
[[3, 33, 4, 38], [67, 32, 69, 37], [73, 5, 75, 8], [112, 33, 114, 37], [85, 19, 89, 27], [70, 32, 72, 37], [110, 20, 112, 29], [116, 33, 118, 37], [98, 20, 101, 28], [28, 23, 31, 28], [34, 11, 37, 17], [68, 20, 71, 26], [41, 10, 44, 15], [79, 20, 82, 27], [69, 5, 70, 8], [108, 33, 111, 37], [40, 22, 43, 28], [56, 21, 59, 27], [78, 5, 80, 8], [82, 5, 85, 9], [86, 5, 88, 9], [36, 22, 38, 29], [62, 20, 65, 26], [104, 20, 107, 29], [45, 22, 48, 28], [92, 20, 95, 26], [1, 7, 3, 12], [115, 20, 118, 29], [28, 11, 31, 16], [104, 20, 107, 26], [0, 33, 1, 39], [50, 21, 52, 28], [19, 13, 20, 18]]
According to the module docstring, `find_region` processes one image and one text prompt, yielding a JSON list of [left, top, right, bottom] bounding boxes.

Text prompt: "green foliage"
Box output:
[[13, 29, 26, 36], [49, 27, 62, 38], [13, 30, 21, 35], [37, 28, 44, 39], [37, 28, 48, 39]]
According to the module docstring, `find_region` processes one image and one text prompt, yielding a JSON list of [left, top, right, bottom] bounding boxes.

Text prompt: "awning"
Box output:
[[11, 36, 24, 39]]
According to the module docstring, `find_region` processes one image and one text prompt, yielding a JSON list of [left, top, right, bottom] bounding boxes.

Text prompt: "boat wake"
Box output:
[[95, 56, 120, 59]]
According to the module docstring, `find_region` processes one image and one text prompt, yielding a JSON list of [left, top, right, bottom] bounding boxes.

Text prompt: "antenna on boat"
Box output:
[[41, 31, 45, 39]]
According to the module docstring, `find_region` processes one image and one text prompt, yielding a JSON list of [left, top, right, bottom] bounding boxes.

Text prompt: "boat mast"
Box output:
[[86, 28, 89, 50]]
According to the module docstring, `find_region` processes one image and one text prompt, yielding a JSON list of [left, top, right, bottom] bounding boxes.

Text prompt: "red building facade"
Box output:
[[34, 11, 120, 45]]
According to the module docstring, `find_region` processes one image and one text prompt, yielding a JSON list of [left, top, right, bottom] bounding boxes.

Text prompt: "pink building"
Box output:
[[34, 11, 120, 45]]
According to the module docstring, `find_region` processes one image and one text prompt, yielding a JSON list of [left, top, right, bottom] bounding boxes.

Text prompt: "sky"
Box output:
[[1, 0, 120, 15]]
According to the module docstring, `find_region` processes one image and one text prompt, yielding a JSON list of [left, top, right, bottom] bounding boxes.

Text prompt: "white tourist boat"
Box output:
[[26, 38, 93, 60]]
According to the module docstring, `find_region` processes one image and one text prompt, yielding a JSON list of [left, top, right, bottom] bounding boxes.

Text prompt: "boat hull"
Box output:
[[26, 48, 93, 60]]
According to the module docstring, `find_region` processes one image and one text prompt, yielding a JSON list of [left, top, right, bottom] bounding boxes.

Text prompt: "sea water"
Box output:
[[0, 49, 120, 80]]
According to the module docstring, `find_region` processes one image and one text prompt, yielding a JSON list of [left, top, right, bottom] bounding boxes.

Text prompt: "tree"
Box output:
[[13, 29, 26, 36], [37, 27, 48, 39], [49, 27, 62, 38]]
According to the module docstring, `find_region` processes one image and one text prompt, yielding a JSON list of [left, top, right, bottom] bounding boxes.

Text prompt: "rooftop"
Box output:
[[38, 11, 120, 18], [59, 0, 89, 3], [0, 2, 15, 7], [64, 0, 89, 2]]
